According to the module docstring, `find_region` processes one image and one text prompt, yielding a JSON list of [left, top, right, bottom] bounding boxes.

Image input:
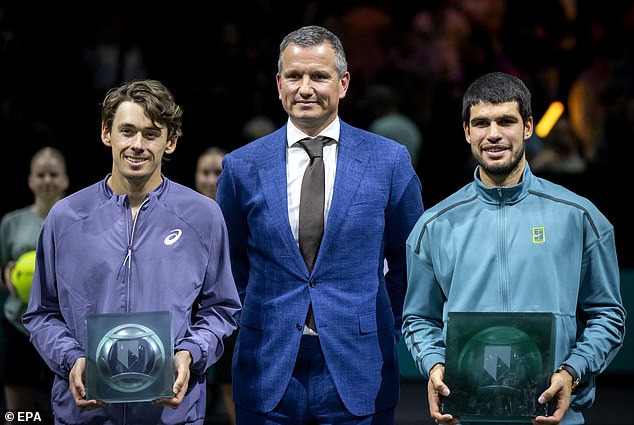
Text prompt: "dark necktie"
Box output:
[[295, 136, 333, 332]]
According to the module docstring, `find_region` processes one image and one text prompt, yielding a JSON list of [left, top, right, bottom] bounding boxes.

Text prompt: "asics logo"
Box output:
[[164, 229, 183, 246]]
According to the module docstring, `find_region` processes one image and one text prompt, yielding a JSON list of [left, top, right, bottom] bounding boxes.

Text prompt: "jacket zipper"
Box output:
[[496, 188, 509, 311], [123, 198, 148, 312]]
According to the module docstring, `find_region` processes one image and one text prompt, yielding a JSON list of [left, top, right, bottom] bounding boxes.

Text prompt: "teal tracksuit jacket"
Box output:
[[402, 164, 626, 425]]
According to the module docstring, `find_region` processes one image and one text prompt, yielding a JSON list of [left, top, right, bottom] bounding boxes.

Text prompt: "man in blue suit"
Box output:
[[216, 25, 424, 424]]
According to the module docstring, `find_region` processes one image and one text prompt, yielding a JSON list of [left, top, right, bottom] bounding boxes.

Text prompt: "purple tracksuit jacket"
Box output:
[[23, 175, 240, 425]]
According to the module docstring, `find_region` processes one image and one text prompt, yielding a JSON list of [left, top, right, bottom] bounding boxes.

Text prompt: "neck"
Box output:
[[107, 174, 162, 208], [479, 160, 526, 188], [32, 196, 62, 218]]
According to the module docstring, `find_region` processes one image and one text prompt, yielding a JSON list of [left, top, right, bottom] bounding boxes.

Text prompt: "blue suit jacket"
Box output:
[[216, 121, 424, 416]]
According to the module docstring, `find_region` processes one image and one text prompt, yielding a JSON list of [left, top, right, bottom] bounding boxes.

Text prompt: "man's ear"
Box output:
[[165, 137, 178, 154], [524, 117, 534, 140], [101, 126, 112, 147], [463, 122, 471, 144]]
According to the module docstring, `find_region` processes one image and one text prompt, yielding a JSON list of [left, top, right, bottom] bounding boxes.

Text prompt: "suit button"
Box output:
[[309, 279, 316, 288], [296, 323, 303, 331]]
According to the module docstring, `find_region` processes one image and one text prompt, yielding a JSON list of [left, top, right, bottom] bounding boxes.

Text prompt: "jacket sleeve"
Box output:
[[401, 217, 446, 379], [384, 144, 424, 340], [216, 155, 250, 310], [175, 203, 241, 374], [565, 224, 626, 397], [22, 214, 85, 379]]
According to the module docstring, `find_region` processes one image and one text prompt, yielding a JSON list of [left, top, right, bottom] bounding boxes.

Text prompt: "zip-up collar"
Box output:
[[98, 173, 170, 207], [473, 163, 534, 205], [414, 164, 535, 254]]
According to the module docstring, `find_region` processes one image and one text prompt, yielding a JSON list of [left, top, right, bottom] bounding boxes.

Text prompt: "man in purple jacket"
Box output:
[[23, 79, 241, 425]]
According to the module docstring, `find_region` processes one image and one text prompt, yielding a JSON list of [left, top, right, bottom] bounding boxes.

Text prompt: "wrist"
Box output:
[[429, 362, 444, 375], [557, 363, 580, 392]]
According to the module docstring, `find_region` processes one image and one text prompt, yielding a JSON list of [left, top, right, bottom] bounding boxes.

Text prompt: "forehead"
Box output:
[[469, 101, 521, 120], [198, 154, 223, 168], [32, 154, 64, 171], [281, 43, 335, 69], [113, 101, 160, 128]]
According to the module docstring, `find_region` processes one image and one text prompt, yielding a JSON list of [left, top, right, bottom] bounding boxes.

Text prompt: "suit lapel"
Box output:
[[317, 124, 369, 267], [258, 131, 308, 275]]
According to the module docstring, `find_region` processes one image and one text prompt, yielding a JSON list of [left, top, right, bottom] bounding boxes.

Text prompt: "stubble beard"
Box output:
[[474, 144, 525, 176]]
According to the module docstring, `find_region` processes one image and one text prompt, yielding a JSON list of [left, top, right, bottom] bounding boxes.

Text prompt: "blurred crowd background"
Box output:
[[1, 0, 633, 266]]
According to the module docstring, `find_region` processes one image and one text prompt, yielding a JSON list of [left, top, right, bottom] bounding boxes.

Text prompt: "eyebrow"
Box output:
[[471, 113, 519, 123]]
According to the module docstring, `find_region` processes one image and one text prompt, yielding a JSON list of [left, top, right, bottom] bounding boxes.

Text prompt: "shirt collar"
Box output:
[[286, 117, 340, 148]]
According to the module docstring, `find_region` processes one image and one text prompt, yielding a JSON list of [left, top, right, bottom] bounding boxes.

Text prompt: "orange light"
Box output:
[[535, 101, 564, 138]]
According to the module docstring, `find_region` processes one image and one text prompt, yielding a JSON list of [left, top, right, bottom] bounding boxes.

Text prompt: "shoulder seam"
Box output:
[[415, 194, 478, 254], [527, 189, 599, 238]]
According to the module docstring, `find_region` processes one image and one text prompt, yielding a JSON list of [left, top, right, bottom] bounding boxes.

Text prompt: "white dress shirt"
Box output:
[[286, 118, 339, 248]]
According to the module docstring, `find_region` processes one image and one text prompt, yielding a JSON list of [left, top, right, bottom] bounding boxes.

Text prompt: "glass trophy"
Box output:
[[442, 312, 556, 423], [85, 311, 174, 403]]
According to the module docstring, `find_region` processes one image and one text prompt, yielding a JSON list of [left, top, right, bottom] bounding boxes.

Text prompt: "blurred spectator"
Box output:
[[196, 115, 275, 425], [241, 115, 276, 144], [364, 83, 423, 167], [195, 147, 226, 201], [531, 116, 587, 174], [1, 147, 68, 424], [567, 47, 613, 166], [194, 146, 236, 425]]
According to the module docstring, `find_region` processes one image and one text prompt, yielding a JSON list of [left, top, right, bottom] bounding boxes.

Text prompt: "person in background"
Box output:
[[240, 115, 276, 144], [1, 146, 68, 424], [194, 146, 236, 425], [217, 25, 424, 424], [402, 71, 626, 425], [364, 83, 423, 168], [531, 116, 587, 175], [22, 79, 240, 425], [195, 147, 226, 201]]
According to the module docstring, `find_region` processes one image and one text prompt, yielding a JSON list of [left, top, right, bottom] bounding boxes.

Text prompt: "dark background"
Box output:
[[1, 0, 633, 266], [1, 2, 633, 423]]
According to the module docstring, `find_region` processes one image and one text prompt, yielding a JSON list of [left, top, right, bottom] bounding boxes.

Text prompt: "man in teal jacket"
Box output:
[[402, 72, 626, 425]]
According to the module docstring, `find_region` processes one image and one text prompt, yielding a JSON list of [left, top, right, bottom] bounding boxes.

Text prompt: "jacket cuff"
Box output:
[[422, 354, 445, 379], [563, 353, 587, 380], [175, 341, 203, 372], [63, 349, 85, 377]]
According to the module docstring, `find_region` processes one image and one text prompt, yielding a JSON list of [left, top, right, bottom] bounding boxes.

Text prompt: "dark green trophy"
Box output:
[[442, 312, 556, 423]]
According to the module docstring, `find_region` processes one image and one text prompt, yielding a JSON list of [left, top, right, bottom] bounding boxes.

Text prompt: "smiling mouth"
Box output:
[[125, 156, 147, 164], [484, 146, 506, 152]]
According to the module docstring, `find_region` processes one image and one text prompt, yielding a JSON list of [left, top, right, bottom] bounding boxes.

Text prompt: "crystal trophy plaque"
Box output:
[[85, 311, 174, 402], [442, 312, 556, 423]]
